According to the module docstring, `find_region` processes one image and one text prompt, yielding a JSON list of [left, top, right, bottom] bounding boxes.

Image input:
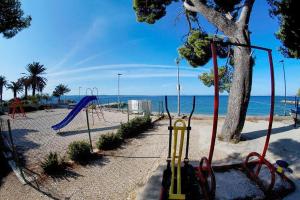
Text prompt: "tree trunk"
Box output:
[[24, 85, 28, 99], [32, 85, 36, 96], [184, 0, 256, 143], [219, 30, 253, 143], [14, 90, 17, 99], [0, 87, 2, 102]]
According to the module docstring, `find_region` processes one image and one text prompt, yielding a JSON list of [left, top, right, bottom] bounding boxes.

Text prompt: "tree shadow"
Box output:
[[49, 168, 83, 182], [242, 124, 296, 141], [0, 148, 11, 188], [57, 125, 120, 137], [1, 128, 41, 168], [9, 128, 40, 150], [21, 154, 111, 200], [268, 138, 300, 173], [72, 153, 111, 167], [103, 154, 161, 159]]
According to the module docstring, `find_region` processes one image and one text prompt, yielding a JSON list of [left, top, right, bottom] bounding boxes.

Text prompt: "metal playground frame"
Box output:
[[160, 41, 295, 200]]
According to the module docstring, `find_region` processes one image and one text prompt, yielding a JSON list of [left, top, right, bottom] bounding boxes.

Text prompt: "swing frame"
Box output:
[[208, 41, 295, 199], [159, 41, 295, 200]]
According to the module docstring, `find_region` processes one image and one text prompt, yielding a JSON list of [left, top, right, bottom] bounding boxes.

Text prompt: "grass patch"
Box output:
[[68, 141, 91, 163], [96, 132, 123, 150]]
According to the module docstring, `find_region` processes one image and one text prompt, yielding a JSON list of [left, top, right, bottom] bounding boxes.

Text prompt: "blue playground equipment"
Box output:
[[291, 97, 299, 127], [52, 96, 97, 131]]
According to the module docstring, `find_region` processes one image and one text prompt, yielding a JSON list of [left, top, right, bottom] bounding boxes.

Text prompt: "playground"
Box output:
[[1, 107, 128, 171], [0, 110, 299, 199], [0, 42, 299, 199]]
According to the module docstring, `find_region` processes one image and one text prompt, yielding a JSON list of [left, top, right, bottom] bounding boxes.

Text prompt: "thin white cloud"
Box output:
[[48, 63, 209, 77], [48, 18, 106, 72], [73, 38, 146, 67]]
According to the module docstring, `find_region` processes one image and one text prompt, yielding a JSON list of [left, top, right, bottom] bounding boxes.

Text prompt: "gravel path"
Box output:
[[1, 109, 299, 199], [1, 108, 128, 171]]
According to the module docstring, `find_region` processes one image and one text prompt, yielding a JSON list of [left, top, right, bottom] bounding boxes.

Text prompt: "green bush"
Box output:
[[117, 115, 152, 139], [68, 141, 91, 162], [96, 133, 123, 150], [41, 152, 64, 174], [27, 95, 39, 104]]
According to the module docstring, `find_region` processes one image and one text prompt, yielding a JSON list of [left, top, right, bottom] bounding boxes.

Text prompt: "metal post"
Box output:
[[117, 73, 122, 110], [127, 103, 130, 122], [85, 109, 93, 152], [7, 120, 18, 163], [79, 86, 82, 96], [208, 42, 219, 164], [7, 119, 26, 181], [176, 58, 181, 116], [279, 60, 287, 116]]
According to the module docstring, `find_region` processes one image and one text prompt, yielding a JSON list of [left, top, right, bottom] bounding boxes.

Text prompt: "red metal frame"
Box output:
[[208, 41, 275, 165], [160, 41, 294, 200], [207, 41, 294, 197], [9, 98, 26, 119], [194, 42, 219, 199], [208, 42, 219, 164]]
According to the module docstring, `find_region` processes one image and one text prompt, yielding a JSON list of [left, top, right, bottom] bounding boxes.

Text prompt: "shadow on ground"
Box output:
[[139, 149, 297, 200], [0, 149, 11, 188], [269, 138, 300, 173], [242, 124, 296, 141], [58, 125, 120, 136], [21, 154, 110, 200]]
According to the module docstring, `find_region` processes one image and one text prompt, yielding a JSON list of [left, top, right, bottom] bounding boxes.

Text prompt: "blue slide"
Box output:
[[52, 96, 97, 130]]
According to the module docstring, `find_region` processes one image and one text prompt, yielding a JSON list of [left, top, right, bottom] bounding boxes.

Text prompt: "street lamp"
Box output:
[[175, 57, 181, 116], [79, 86, 82, 96], [279, 60, 287, 116], [117, 73, 122, 110]]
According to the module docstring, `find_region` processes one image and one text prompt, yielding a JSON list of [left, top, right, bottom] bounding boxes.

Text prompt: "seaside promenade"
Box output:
[[0, 108, 299, 199]]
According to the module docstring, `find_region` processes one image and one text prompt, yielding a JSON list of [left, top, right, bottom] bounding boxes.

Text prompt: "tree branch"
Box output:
[[237, 0, 255, 26], [184, 0, 237, 36]]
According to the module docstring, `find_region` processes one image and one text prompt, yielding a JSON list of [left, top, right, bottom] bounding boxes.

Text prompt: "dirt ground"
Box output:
[[0, 109, 299, 199]]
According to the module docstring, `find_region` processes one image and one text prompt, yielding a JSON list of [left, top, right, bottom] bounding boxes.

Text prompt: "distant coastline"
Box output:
[[52, 95, 296, 116]]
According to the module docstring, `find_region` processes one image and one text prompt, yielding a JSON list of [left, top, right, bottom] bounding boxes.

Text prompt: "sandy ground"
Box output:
[[0, 109, 300, 199]]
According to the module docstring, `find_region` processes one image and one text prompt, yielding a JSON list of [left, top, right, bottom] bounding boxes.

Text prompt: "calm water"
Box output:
[[54, 95, 297, 116]]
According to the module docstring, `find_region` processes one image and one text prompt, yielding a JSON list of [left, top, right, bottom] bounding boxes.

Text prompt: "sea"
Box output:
[[54, 95, 298, 116]]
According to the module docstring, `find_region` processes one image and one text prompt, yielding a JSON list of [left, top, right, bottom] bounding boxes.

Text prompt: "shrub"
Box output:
[[68, 141, 91, 162], [41, 152, 64, 174], [117, 115, 152, 139], [27, 95, 39, 104], [96, 133, 123, 150]]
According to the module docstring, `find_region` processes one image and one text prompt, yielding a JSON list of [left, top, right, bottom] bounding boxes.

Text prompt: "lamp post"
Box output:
[[79, 86, 82, 96], [175, 57, 181, 116], [279, 60, 287, 116], [117, 73, 122, 110]]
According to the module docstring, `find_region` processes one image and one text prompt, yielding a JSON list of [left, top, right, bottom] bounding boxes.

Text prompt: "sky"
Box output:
[[0, 0, 299, 100]]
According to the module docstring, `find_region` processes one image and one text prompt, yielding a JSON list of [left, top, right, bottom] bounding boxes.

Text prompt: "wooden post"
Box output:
[[85, 109, 93, 152]]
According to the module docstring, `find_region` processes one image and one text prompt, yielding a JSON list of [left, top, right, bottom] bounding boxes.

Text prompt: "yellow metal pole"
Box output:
[[169, 119, 186, 200]]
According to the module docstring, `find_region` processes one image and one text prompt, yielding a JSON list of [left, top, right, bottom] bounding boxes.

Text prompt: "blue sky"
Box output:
[[0, 0, 299, 99]]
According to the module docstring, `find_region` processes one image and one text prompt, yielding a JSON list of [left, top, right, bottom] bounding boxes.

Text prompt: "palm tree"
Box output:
[[7, 80, 24, 99], [37, 81, 46, 94], [52, 84, 71, 102], [0, 76, 7, 102], [26, 62, 47, 96], [20, 77, 31, 99]]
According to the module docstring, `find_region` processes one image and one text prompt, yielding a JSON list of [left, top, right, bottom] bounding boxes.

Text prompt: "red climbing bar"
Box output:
[[208, 42, 219, 164], [261, 50, 275, 158]]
